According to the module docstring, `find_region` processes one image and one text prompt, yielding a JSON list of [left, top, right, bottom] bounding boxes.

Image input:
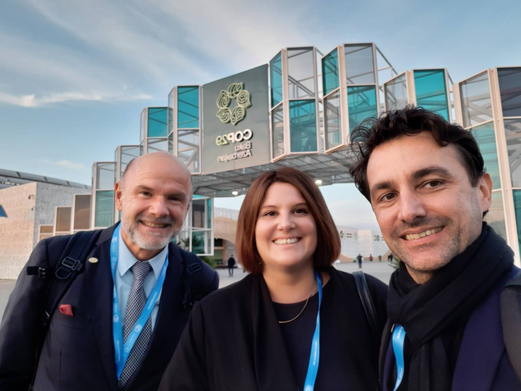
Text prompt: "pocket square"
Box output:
[[59, 304, 74, 317]]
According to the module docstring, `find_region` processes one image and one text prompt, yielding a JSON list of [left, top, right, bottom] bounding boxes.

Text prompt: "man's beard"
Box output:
[[121, 212, 180, 251]]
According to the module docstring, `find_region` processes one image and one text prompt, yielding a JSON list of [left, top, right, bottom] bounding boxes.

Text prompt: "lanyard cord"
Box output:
[[301, 270, 323, 391], [110, 224, 169, 378], [392, 324, 406, 391]]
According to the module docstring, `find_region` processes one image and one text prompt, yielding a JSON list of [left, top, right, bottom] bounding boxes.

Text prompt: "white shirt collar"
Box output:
[[117, 228, 168, 279]]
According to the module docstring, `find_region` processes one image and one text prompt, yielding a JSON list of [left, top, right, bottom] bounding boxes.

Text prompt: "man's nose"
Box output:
[[148, 196, 169, 217], [397, 191, 427, 223]]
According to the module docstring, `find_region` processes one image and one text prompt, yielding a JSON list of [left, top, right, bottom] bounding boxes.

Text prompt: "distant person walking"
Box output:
[[378, 255, 382, 262], [228, 255, 236, 277], [387, 253, 394, 264], [356, 253, 363, 269], [369, 254, 373, 262]]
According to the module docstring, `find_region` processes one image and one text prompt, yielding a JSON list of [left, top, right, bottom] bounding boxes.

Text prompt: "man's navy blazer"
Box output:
[[0, 224, 219, 391]]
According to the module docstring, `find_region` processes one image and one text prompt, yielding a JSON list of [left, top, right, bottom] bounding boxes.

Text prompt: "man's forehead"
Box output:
[[366, 133, 462, 187]]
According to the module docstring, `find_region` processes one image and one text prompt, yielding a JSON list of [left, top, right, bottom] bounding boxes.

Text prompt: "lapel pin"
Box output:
[[88, 257, 99, 264]]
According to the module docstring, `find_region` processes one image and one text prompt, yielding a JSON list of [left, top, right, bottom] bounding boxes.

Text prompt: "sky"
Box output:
[[1, 0, 520, 231]]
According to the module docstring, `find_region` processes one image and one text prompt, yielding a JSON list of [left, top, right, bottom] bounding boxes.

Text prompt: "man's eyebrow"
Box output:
[[413, 166, 454, 180], [369, 166, 454, 198], [133, 185, 154, 192], [370, 181, 394, 198]]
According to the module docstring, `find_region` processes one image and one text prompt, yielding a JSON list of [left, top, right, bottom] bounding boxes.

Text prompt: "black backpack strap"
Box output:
[[26, 229, 101, 390], [501, 270, 521, 383], [182, 251, 203, 310], [353, 271, 380, 346], [42, 230, 100, 326]]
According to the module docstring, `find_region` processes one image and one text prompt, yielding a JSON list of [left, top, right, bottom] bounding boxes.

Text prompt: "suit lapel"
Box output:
[[88, 227, 119, 390], [252, 275, 298, 391]]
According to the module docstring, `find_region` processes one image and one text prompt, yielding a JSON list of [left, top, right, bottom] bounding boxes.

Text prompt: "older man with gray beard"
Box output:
[[0, 152, 218, 391]]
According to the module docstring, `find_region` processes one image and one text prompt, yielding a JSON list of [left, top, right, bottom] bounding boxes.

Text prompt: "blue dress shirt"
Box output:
[[115, 229, 168, 331]]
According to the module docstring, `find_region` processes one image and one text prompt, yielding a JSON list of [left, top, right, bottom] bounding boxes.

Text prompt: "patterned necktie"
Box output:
[[118, 261, 153, 389]]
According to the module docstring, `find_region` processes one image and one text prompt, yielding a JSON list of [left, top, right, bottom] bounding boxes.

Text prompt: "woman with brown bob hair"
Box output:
[[160, 167, 388, 391]]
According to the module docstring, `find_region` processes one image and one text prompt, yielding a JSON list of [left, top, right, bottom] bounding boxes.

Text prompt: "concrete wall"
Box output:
[[0, 183, 86, 279], [0, 183, 37, 279]]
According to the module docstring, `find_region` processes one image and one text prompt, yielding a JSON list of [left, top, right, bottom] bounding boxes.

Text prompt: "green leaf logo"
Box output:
[[216, 82, 251, 125]]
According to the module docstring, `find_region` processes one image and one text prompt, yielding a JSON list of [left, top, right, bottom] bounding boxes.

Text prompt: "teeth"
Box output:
[[274, 238, 299, 245], [405, 227, 441, 241], [142, 222, 167, 228]]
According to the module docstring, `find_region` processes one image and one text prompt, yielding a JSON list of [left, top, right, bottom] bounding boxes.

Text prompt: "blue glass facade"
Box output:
[[147, 107, 168, 138], [471, 122, 501, 189], [178, 86, 199, 128], [414, 70, 450, 121], [270, 52, 283, 107], [289, 100, 317, 153], [322, 49, 339, 96], [348, 86, 377, 133]]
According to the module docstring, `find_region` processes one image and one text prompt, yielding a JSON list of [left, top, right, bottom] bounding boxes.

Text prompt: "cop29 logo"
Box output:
[[216, 82, 251, 126]]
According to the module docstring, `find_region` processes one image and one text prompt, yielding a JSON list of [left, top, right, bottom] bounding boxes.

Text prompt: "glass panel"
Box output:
[[289, 100, 317, 152], [140, 110, 146, 142], [178, 129, 200, 173], [96, 162, 115, 190], [485, 191, 506, 241], [147, 107, 168, 138], [120, 146, 140, 177], [192, 199, 205, 228], [147, 138, 168, 153], [167, 89, 174, 134], [414, 70, 450, 121], [95, 190, 114, 228], [505, 119, 521, 187], [471, 122, 501, 189], [348, 85, 377, 133], [385, 74, 408, 111], [513, 190, 521, 251], [73, 194, 91, 230], [56, 207, 71, 232], [39, 225, 53, 234], [192, 231, 205, 254], [345, 44, 375, 84], [207, 198, 212, 228], [460, 72, 492, 128], [322, 49, 339, 96], [287, 48, 315, 99], [270, 52, 283, 107], [178, 86, 200, 128], [168, 132, 174, 154], [272, 105, 284, 158], [324, 90, 341, 150], [498, 68, 521, 117]]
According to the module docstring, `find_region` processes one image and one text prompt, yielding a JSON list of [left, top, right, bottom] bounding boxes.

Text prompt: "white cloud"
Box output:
[[41, 159, 86, 170], [0, 91, 151, 108]]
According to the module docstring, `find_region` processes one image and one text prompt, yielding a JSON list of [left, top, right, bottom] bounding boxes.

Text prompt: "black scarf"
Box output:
[[386, 224, 514, 391]]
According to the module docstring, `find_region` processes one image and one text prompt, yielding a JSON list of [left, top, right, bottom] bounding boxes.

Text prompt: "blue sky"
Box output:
[[1, 0, 520, 230]]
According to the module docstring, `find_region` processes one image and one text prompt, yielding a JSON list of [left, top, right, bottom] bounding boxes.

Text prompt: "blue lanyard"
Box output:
[[302, 270, 323, 391], [392, 324, 406, 391], [110, 224, 169, 379]]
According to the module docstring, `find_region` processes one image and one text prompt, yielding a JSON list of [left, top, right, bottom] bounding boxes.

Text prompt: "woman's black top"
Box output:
[[159, 267, 388, 391]]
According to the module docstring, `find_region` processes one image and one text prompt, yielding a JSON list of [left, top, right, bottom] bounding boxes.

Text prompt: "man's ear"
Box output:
[[478, 173, 493, 213], [114, 181, 124, 212]]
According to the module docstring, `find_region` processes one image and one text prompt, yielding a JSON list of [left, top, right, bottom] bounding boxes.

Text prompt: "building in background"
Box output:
[[2, 43, 521, 278], [0, 170, 89, 279]]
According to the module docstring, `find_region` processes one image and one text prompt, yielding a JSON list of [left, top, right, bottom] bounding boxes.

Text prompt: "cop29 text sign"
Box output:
[[201, 65, 270, 174]]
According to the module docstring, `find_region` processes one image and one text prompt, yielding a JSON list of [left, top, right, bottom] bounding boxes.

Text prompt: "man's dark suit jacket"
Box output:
[[0, 224, 219, 391]]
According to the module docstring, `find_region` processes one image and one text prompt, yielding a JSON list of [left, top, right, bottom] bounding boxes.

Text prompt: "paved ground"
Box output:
[[0, 261, 394, 319]]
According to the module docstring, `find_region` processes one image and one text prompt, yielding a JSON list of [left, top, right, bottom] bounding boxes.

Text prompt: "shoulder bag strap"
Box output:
[[352, 270, 380, 347]]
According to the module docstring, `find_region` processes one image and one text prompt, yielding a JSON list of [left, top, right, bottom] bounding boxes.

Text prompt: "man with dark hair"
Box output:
[[350, 106, 520, 390], [0, 152, 219, 391]]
